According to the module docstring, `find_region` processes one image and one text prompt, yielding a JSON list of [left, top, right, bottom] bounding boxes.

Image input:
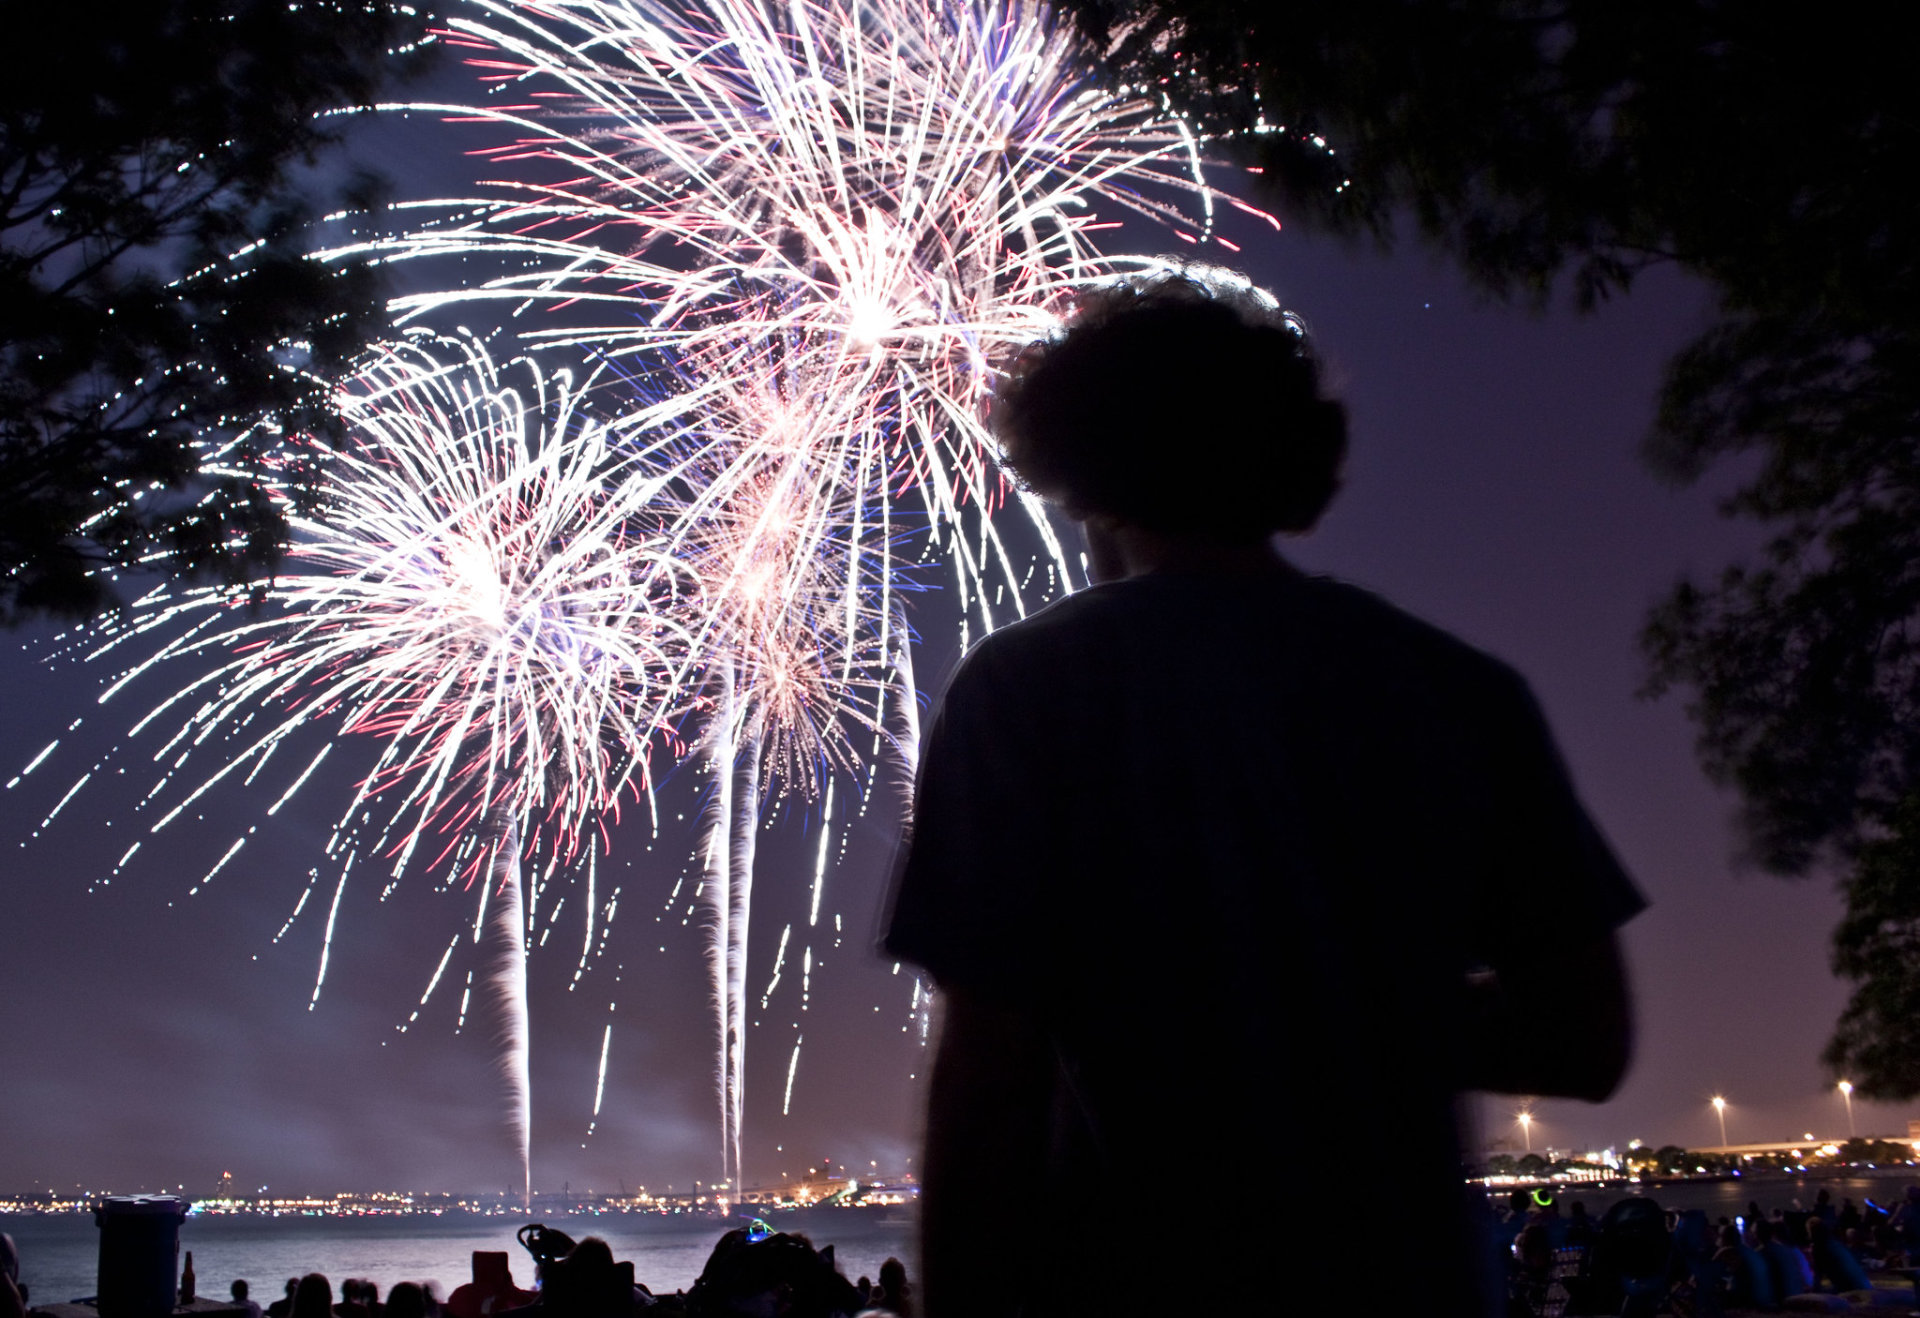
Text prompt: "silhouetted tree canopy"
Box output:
[[1833, 1137, 1916, 1166], [1050, 0, 1920, 1094], [0, 0, 435, 624]]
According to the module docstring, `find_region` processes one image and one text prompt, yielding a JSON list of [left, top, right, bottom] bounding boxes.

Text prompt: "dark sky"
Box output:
[[1, 74, 1903, 1200]]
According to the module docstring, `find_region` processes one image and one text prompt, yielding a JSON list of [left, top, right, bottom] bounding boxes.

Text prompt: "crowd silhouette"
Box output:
[[1498, 1183, 1920, 1315], [2, 1224, 912, 1318]]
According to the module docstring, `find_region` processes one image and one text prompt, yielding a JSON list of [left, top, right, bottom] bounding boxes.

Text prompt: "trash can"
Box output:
[[94, 1195, 189, 1318]]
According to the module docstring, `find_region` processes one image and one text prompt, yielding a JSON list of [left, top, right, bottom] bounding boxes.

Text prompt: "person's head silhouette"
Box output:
[[993, 263, 1346, 559]]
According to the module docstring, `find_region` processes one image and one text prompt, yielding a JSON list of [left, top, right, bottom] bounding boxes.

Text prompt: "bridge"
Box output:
[[1690, 1133, 1918, 1158]]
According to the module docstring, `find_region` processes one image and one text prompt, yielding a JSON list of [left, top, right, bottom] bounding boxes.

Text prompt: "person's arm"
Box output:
[[1463, 668, 1642, 1102], [1464, 930, 1633, 1101], [919, 987, 1055, 1318]]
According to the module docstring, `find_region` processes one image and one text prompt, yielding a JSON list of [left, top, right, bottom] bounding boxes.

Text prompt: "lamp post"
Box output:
[[1518, 1110, 1533, 1153], [1712, 1096, 1728, 1147], [1839, 1080, 1856, 1137]]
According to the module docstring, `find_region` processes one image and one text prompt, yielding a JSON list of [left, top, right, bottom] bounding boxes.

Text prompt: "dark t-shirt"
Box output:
[[884, 569, 1643, 1312]]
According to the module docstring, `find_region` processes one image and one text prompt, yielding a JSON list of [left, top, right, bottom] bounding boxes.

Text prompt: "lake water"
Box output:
[[3, 1208, 915, 1307]]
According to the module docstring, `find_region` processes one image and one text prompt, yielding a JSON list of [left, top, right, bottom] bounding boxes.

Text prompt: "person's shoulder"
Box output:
[[1292, 574, 1530, 691], [943, 582, 1136, 672]]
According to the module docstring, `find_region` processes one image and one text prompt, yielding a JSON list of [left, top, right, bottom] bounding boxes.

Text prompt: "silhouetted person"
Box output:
[[1566, 1202, 1597, 1248], [234, 1279, 265, 1318], [1889, 1186, 1920, 1264], [1807, 1217, 1872, 1293], [1715, 1223, 1775, 1311], [1672, 1210, 1726, 1318], [293, 1275, 335, 1318], [446, 1254, 533, 1318], [882, 265, 1641, 1318], [270, 1278, 301, 1318], [871, 1258, 911, 1317], [2, 1232, 25, 1318], [686, 1228, 858, 1318], [385, 1284, 429, 1318], [530, 1236, 649, 1318], [1756, 1219, 1813, 1299]]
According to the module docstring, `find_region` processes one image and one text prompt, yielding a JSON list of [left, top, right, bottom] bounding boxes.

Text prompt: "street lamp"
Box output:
[[1839, 1080, 1856, 1137], [1518, 1110, 1534, 1153], [1712, 1096, 1728, 1147]]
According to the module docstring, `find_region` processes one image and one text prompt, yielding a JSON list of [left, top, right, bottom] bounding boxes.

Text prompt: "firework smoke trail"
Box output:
[[694, 667, 763, 1198], [485, 810, 534, 1209], [662, 345, 900, 1190], [47, 332, 699, 1192]]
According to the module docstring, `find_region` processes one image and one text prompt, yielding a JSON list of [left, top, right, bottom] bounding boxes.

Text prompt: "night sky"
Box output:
[[0, 68, 1903, 1200]]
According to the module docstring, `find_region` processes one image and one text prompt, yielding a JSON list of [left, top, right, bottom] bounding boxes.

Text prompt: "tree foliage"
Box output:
[[0, 0, 435, 623], [1832, 1138, 1916, 1166], [1823, 795, 1920, 1095], [1049, 0, 1920, 1094]]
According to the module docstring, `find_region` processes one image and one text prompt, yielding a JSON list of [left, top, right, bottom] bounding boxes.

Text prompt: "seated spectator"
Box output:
[[233, 1280, 266, 1318], [1757, 1219, 1814, 1300], [530, 1236, 652, 1318], [1891, 1186, 1920, 1257], [447, 1254, 534, 1318], [686, 1228, 859, 1318], [1493, 1189, 1531, 1259], [1515, 1222, 1554, 1279], [1845, 1226, 1882, 1270], [872, 1259, 912, 1318], [270, 1278, 301, 1318], [1814, 1190, 1836, 1226], [3, 1232, 27, 1318], [1713, 1223, 1775, 1312], [1565, 1202, 1597, 1248], [1807, 1217, 1873, 1293], [1538, 1199, 1569, 1250], [294, 1274, 336, 1318], [1671, 1210, 1726, 1318], [386, 1283, 429, 1318]]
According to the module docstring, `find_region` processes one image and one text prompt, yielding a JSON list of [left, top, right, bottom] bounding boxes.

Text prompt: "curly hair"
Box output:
[[991, 264, 1346, 539]]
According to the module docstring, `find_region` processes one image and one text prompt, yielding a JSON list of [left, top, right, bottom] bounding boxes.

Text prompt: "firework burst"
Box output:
[[46, 331, 697, 1203], [312, 0, 1247, 1188], [347, 0, 1231, 625]]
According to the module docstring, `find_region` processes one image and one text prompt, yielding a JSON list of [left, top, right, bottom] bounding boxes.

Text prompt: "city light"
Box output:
[[1712, 1095, 1729, 1146], [1839, 1079, 1856, 1137]]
